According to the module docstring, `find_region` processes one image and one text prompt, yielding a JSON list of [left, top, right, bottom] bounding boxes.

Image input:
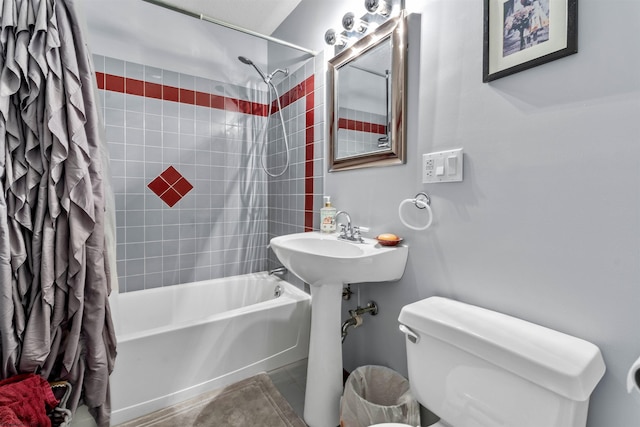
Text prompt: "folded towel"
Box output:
[[0, 374, 59, 427]]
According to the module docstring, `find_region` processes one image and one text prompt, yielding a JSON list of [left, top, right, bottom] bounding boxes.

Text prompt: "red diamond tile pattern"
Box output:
[[148, 166, 193, 207]]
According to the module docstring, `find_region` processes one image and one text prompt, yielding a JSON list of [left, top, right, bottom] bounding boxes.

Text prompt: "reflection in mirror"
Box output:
[[328, 13, 407, 171], [336, 41, 391, 159]]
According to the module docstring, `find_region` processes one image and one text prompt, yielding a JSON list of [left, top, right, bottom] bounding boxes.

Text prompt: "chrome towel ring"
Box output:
[[398, 192, 433, 231]]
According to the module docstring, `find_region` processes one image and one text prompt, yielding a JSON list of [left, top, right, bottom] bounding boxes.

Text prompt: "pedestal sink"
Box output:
[[269, 232, 409, 427]]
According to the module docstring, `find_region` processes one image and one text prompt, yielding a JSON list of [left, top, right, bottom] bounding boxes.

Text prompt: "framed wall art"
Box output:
[[483, 0, 578, 82]]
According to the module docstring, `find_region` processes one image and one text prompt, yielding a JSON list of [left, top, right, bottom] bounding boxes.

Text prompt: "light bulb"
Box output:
[[364, 0, 391, 17], [324, 29, 346, 46], [342, 12, 369, 33]]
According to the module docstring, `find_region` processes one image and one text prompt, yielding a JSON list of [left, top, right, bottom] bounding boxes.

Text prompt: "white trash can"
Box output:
[[340, 365, 420, 427]]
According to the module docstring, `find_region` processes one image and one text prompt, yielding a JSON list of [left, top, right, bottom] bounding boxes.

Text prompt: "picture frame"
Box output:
[[483, 0, 578, 82]]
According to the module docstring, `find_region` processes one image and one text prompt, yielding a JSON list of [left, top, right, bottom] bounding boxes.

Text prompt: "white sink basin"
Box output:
[[269, 231, 409, 427], [270, 231, 408, 286]]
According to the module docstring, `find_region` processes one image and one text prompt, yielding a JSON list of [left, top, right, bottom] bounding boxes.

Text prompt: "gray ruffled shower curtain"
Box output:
[[0, 0, 117, 425]]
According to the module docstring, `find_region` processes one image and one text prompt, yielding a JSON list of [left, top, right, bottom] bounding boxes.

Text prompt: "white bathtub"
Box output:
[[108, 272, 311, 425]]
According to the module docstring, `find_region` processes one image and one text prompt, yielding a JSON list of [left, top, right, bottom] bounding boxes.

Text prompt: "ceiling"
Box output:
[[160, 0, 302, 35]]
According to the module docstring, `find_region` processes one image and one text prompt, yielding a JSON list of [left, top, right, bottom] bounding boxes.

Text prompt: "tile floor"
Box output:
[[267, 358, 308, 419]]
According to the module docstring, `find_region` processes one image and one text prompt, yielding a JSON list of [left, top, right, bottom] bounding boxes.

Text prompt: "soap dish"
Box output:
[[375, 236, 403, 246]]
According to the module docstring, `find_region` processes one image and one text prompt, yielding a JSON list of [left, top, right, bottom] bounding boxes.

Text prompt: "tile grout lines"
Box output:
[[97, 71, 317, 229]]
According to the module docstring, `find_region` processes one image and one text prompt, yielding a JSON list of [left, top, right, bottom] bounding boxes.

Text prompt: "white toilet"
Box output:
[[372, 296, 606, 427]]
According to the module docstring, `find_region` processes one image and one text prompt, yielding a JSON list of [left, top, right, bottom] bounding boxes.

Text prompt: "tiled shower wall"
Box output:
[[266, 54, 325, 285], [267, 57, 325, 233], [93, 54, 324, 293]]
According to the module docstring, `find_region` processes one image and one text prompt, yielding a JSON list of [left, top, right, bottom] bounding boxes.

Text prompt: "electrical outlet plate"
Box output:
[[422, 148, 463, 183]]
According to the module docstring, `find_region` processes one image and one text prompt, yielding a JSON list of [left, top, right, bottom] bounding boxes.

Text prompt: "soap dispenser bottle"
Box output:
[[320, 196, 337, 233]]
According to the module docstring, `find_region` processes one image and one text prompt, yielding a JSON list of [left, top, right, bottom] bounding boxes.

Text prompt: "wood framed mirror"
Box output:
[[327, 12, 407, 172]]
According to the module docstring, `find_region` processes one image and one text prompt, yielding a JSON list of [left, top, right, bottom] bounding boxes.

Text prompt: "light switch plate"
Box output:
[[422, 148, 463, 183]]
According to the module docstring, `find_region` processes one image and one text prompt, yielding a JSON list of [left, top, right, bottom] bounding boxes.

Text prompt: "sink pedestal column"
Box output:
[[303, 282, 343, 427]]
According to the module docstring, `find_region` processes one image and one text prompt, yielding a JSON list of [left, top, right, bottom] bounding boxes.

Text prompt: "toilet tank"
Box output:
[[398, 297, 605, 427]]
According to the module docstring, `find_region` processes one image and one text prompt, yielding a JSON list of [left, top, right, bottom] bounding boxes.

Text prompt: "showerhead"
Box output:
[[238, 55, 269, 83], [238, 56, 289, 84]]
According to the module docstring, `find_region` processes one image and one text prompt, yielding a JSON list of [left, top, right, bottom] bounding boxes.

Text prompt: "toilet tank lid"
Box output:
[[398, 297, 606, 401]]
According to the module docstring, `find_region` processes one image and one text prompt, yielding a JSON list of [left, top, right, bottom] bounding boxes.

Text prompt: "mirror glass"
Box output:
[[328, 13, 407, 171]]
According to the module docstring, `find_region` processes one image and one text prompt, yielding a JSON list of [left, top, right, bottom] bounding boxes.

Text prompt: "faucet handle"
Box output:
[[338, 223, 348, 237], [352, 226, 368, 242]]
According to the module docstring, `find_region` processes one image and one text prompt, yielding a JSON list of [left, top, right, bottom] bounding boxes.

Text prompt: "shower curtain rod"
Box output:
[[141, 0, 318, 56]]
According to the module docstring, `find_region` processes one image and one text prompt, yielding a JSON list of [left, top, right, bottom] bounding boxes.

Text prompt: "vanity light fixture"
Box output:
[[342, 12, 369, 33], [364, 0, 391, 17], [325, 0, 402, 48]]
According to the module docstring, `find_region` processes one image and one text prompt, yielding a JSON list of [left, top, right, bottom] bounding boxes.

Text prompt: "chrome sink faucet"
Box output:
[[335, 210, 366, 243], [335, 210, 352, 236]]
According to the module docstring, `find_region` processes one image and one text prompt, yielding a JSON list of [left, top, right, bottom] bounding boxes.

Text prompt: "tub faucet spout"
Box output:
[[269, 266, 287, 277]]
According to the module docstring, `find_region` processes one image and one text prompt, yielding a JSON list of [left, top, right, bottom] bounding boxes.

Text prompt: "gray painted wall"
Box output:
[[275, 0, 640, 426]]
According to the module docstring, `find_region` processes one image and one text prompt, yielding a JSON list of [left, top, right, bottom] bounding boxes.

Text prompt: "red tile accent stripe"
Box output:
[[180, 88, 195, 104], [195, 91, 210, 107], [163, 85, 179, 103], [97, 72, 268, 117], [125, 78, 145, 96], [303, 75, 315, 232], [105, 74, 124, 92], [96, 72, 105, 90], [211, 95, 225, 110], [145, 81, 162, 99], [338, 118, 387, 135]]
